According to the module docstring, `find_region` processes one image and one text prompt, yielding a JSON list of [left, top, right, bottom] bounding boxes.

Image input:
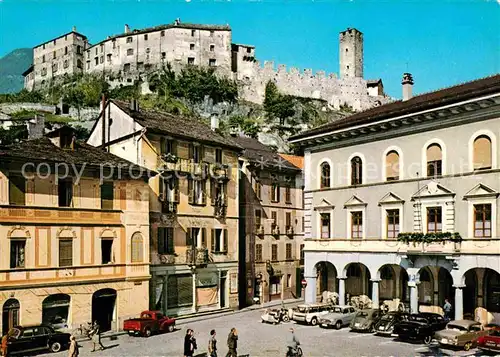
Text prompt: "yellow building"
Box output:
[[87, 100, 242, 315], [0, 127, 151, 334]]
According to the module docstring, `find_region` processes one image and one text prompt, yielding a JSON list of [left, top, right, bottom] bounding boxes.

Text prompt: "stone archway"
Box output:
[[92, 288, 117, 332], [2, 299, 20, 335], [344, 262, 371, 302], [314, 261, 338, 302]]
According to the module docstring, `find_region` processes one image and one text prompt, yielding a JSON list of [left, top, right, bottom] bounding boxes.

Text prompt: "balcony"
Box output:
[[286, 226, 294, 237], [186, 248, 209, 267], [0, 205, 122, 225], [157, 156, 229, 180], [255, 225, 264, 236], [272, 225, 280, 237], [161, 201, 177, 214], [214, 202, 227, 218]]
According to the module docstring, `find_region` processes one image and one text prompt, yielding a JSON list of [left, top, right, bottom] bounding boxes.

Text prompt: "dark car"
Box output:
[[374, 311, 408, 336], [7, 325, 71, 355], [394, 313, 447, 345]]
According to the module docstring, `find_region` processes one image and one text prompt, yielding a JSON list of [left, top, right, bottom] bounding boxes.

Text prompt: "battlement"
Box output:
[[254, 61, 338, 80], [339, 27, 363, 39]]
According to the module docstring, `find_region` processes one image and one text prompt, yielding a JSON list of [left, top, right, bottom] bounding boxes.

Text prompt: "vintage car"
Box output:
[[292, 303, 333, 326], [373, 311, 408, 336], [7, 325, 71, 355], [318, 305, 357, 329], [393, 313, 447, 344], [123, 310, 176, 337], [261, 308, 290, 324], [435, 319, 490, 350], [349, 309, 382, 332], [477, 327, 500, 353]]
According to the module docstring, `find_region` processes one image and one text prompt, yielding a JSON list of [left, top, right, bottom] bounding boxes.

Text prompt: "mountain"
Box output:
[[0, 48, 33, 94]]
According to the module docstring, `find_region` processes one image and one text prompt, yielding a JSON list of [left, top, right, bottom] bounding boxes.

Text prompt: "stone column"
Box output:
[[409, 283, 418, 314], [371, 279, 380, 308], [454, 285, 464, 320], [304, 275, 317, 304], [192, 270, 197, 313], [338, 278, 346, 305]]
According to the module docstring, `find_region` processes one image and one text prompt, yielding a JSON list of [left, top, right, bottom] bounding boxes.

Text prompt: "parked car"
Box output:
[[123, 310, 176, 337], [319, 305, 357, 329], [292, 303, 333, 326], [374, 311, 408, 336], [6, 325, 71, 355], [435, 319, 490, 351], [261, 308, 290, 324], [349, 309, 382, 332], [393, 313, 447, 345], [477, 327, 500, 353]]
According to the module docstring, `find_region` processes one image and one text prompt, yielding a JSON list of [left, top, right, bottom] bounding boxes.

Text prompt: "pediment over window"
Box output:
[[463, 183, 499, 200], [378, 192, 405, 206], [344, 195, 367, 208], [314, 198, 335, 211], [411, 181, 455, 200]]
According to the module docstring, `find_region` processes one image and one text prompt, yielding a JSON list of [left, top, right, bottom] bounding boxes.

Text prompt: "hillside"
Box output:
[[0, 48, 33, 94]]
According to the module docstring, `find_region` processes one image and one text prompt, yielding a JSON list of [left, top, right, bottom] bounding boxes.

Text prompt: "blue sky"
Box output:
[[0, 0, 498, 98]]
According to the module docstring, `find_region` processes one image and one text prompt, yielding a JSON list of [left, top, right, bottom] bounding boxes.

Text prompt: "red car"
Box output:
[[123, 310, 176, 337], [478, 327, 500, 353]]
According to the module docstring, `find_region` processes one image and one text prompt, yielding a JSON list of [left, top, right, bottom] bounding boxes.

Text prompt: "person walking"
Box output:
[[184, 329, 197, 357], [286, 327, 300, 356], [225, 328, 238, 357], [1, 333, 8, 357], [68, 335, 79, 357], [208, 329, 217, 357], [443, 299, 453, 320], [90, 321, 105, 352]]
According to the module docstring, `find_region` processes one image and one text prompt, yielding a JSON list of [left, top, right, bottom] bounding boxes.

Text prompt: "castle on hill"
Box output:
[[22, 19, 390, 111]]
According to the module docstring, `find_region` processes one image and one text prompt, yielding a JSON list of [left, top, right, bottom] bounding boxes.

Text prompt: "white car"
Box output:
[[319, 306, 357, 329], [292, 303, 333, 326]]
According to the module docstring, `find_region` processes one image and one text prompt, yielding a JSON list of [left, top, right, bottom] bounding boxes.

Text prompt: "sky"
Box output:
[[0, 0, 499, 98]]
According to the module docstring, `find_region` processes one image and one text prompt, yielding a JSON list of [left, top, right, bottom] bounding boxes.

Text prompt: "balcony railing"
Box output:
[[286, 226, 294, 236], [0, 205, 122, 225], [255, 225, 264, 236], [157, 156, 229, 180], [161, 201, 177, 214], [272, 225, 280, 237], [186, 248, 209, 267], [214, 203, 227, 217]]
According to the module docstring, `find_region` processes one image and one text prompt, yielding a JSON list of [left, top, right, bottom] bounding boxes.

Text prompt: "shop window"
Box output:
[[270, 275, 281, 295], [167, 274, 193, 308]]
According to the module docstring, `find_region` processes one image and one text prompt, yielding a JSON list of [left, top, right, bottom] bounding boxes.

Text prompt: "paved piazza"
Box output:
[[42, 308, 487, 357]]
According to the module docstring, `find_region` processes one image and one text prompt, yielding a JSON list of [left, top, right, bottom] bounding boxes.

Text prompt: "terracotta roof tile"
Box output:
[[279, 154, 304, 169]]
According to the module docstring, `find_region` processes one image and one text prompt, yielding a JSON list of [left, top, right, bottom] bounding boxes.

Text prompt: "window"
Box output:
[[107, 54, 112, 62], [286, 243, 292, 260], [271, 211, 277, 227], [190, 144, 202, 163], [211, 228, 227, 253], [86, 61, 90, 70], [167, 274, 193, 308], [161, 52, 166, 59], [190, 43, 195, 50], [95, 48, 98, 55], [474, 204, 491, 238], [320, 213, 330, 239], [112, 40, 116, 49], [9, 175, 25, 206], [87, 51, 90, 59], [473, 135, 492, 170], [188, 57, 195, 65], [65, 46, 68, 55], [386, 209, 400, 239], [58, 179, 73, 207], [191, 29, 196, 36], [160, 137, 176, 155], [426, 207, 442, 233], [101, 239, 113, 264], [59, 239, 73, 267], [271, 244, 278, 261], [188, 179, 206, 205], [144, 34, 148, 41], [299, 244, 304, 264], [95, 57, 98, 65], [158, 227, 174, 254], [210, 44, 215, 52], [63, 60, 69, 68], [271, 184, 280, 202], [100, 44, 104, 53], [285, 186, 291, 203], [126, 37, 133, 43], [131, 233, 144, 262], [286, 274, 292, 288], [254, 181, 261, 200], [247, 47, 252, 53], [386, 151, 400, 181], [53, 51, 56, 59], [124, 63, 131, 72], [209, 59, 216, 67], [127, 48, 134, 56], [186, 227, 206, 248], [320, 162, 331, 188], [210, 30, 214, 37], [161, 30, 165, 37], [99, 56, 104, 64], [256, 244, 262, 262], [41, 67, 47, 76], [53, 39, 56, 45], [351, 211, 363, 239], [210, 180, 226, 207], [427, 144, 442, 177], [42, 55, 46, 63], [255, 209, 262, 228], [270, 275, 281, 295], [215, 148, 223, 164], [286, 212, 292, 230], [351, 157, 362, 185], [10, 240, 26, 268], [146, 48, 150, 54]]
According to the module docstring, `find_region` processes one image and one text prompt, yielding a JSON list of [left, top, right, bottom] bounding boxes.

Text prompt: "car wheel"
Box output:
[[143, 327, 152, 337], [283, 315, 290, 323], [335, 321, 342, 330], [167, 324, 175, 332], [310, 317, 318, 326], [50, 341, 62, 353], [464, 342, 472, 351], [423, 335, 432, 345]]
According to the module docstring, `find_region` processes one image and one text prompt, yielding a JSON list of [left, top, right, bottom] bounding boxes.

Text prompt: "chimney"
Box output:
[[28, 114, 45, 139], [124, 24, 130, 34], [72, 26, 77, 32], [129, 99, 139, 112], [402, 73, 414, 101], [210, 114, 219, 131]]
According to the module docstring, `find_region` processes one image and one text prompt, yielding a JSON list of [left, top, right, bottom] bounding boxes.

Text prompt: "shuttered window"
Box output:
[[167, 274, 193, 308], [59, 239, 73, 267], [131, 233, 144, 262], [385, 151, 400, 181], [9, 175, 26, 206], [473, 136, 492, 170], [101, 182, 114, 210], [255, 244, 263, 262], [158, 227, 174, 254]]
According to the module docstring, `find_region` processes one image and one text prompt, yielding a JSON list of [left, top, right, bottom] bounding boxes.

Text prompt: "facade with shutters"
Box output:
[[0, 127, 151, 334], [87, 99, 242, 315]]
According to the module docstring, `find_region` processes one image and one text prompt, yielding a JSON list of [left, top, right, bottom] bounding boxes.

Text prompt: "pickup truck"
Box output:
[[123, 310, 176, 337]]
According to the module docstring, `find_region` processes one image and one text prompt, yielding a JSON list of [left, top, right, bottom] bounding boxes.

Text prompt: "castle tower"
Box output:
[[339, 28, 363, 79]]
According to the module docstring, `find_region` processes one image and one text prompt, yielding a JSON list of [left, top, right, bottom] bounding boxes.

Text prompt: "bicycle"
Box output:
[[286, 346, 303, 357]]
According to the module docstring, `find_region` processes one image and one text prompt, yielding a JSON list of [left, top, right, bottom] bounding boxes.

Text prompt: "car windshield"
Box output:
[[141, 313, 153, 318], [447, 324, 468, 331], [357, 312, 369, 317], [297, 306, 308, 313], [406, 316, 428, 323], [331, 307, 342, 313], [381, 314, 395, 321]]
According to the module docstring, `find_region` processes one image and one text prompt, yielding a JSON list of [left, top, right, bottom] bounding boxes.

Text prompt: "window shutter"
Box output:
[[201, 228, 207, 248], [158, 228, 165, 254], [223, 229, 228, 252], [189, 144, 193, 160], [188, 179, 194, 204], [210, 180, 216, 206], [59, 239, 73, 267], [186, 228, 192, 247], [201, 180, 207, 205], [160, 137, 166, 155], [173, 178, 180, 203], [211, 229, 216, 251], [167, 227, 174, 254], [172, 140, 177, 156]]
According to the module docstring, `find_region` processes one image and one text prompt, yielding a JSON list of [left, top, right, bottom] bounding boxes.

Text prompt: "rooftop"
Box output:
[[291, 73, 500, 143], [279, 154, 304, 169], [34, 31, 88, 50], [111, 100, 242, 151]]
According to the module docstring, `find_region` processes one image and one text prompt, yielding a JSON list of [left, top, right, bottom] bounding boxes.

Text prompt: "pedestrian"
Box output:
[[208, 329, 217, 357], [286, 327, 300, 356], [443, 298, 452, 320], [184, 329, 197, 357], [1, 333, 8, 357], [225, 328, 238, 357], [68, 335, 79, 357], [90, 321, 105, 352]]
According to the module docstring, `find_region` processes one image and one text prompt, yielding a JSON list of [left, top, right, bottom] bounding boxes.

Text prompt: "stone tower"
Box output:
[[339, 28, 363, 79]]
